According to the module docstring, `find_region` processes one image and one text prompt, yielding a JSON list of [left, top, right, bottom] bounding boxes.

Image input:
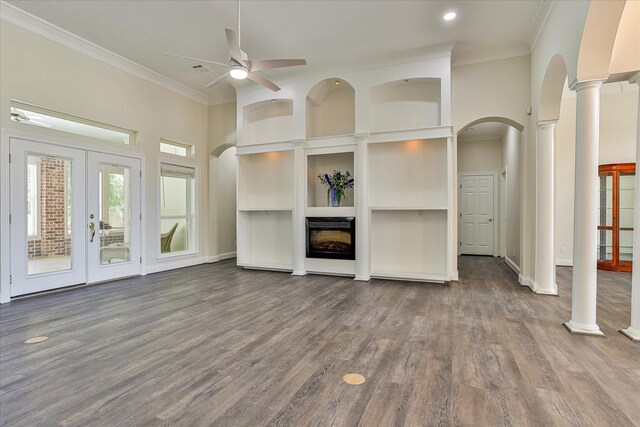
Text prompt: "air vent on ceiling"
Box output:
[[191, 64, 211, 73]]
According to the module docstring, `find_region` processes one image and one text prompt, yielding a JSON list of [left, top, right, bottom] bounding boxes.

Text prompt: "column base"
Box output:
[[563, 321, 605, 336], [533, 282, 559, 296], [354, 275, 370, 282], [619, 327, 640, 342], [291, 270, 307, 277]]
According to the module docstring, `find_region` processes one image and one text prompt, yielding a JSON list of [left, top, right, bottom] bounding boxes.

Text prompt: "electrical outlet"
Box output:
[[561, 246, 566, 254]]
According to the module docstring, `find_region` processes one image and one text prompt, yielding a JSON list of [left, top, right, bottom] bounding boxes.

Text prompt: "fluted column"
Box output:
[[620, 73, 640, 341], [535, 120, 559, 295], [564, 80, 605, 336]]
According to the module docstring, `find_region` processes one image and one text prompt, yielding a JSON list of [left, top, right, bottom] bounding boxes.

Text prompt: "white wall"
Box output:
[[554, 82, 638, 265], [0, 20, 210, 291], [207, 102, 237, 258], [502, 127, 521, 267], [457, 139, 503, 173], [452, 55, 530, 271]]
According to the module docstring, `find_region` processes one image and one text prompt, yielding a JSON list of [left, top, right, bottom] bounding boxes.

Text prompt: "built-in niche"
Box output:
[[370, 78, 441, 133], [243, 99, 293, 145], [307, 151, 355, 208], [306, 78, 355, 138], [237, 150, 294, 210]]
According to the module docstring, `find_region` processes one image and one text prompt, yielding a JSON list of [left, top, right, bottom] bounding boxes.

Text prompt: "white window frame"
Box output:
[[158, 156, 198, 258], [160, 138, 195, 158], [27, 157, 41, 239]]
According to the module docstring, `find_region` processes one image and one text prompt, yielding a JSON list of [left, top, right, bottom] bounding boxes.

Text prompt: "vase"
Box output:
[[328, 187, 342, 207]]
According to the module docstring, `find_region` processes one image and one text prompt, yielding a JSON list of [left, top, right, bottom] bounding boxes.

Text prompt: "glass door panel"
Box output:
[[87, 152, 141, 283], [99, 165, 131, 265], [10, 139, 86, 296]]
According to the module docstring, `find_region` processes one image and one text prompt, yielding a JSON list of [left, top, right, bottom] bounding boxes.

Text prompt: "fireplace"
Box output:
[[306, 217, 356, 260]]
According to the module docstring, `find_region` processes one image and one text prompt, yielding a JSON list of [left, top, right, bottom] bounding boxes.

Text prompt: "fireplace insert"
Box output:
[[306, 217, 355, 260]]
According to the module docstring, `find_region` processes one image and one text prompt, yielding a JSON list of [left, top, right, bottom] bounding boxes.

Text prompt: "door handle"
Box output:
[[88, 222, 95, 242], [488, 217, 494, 222]]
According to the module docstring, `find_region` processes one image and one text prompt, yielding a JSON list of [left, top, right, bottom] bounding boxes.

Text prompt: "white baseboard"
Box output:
[[518, 274, 534, 290], [146, 256, 209, 274], [556, 258, 573, 267], [450, 271, 459, 281], [205, 252, 237, 263], [505, 256, 520, 275]]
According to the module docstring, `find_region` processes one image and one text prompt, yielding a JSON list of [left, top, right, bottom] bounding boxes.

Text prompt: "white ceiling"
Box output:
[[457, 122, 508, 142], [6, 0, 545, 103]]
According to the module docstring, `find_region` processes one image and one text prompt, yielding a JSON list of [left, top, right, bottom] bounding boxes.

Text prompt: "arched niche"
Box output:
[[306, 78, 355, 138], [539, 54, 568, 121], [370, 78, 441, 133], [243, 99, 293, 145]]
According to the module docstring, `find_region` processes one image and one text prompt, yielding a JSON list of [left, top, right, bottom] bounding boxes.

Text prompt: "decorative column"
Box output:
[[291, 140, 306, 276], [354, 135, 370, 281], [620, 73, 640, 341], [564, 80, 605, 336], [534, 120, 559, 295]]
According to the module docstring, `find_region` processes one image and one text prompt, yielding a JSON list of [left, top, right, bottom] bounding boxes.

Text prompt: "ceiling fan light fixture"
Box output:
[[229, 65, 248, 80]]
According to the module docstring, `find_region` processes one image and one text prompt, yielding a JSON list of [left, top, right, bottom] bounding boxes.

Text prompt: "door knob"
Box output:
[[488, 217, 494, 222], [88, 222, 95, 242]]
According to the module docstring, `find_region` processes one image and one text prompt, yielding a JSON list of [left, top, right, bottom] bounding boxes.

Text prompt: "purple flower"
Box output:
[[324, 173, 332, 187]]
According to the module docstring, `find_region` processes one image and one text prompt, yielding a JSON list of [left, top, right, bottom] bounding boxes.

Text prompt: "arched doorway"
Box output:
[[209, 144, 237, 260]]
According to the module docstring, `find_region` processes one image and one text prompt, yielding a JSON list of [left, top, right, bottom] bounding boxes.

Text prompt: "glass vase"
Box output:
[[328, 187, 342, 207]]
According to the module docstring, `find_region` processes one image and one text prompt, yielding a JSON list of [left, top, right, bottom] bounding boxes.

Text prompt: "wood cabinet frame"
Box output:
[[597, 163, 635, 272]]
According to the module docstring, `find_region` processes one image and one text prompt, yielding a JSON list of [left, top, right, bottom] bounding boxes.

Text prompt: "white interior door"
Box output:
[[9, 140, 87, 296], [87, 152, 141, 283], [460, 174, 495, 255]]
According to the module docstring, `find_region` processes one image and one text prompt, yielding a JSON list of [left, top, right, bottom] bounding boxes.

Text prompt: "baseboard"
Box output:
[[146, 256, 209, 274], [505, 256, 520, 275], [518, 274, 534, 290], [556, 258, 573, 267], [450, 271, 459, 281]]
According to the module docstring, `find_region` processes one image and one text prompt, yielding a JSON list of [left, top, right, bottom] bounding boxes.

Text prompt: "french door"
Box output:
[[9, 138, 141, 297]]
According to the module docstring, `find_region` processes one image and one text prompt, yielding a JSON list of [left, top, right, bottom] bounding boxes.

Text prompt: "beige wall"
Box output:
[[555, 82, 638, 264], [207, 102, 237, 257], [0, 21, 210, 272], [452, 55, 530, 270], [457, 139, 503, 174]]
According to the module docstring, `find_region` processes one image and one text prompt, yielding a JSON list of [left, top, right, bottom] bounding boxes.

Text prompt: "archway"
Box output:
[[457, 117, 523, 277], [209, 145, 237, 260]]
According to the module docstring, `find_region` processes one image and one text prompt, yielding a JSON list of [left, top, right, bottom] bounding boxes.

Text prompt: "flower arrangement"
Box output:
[[318, 170, 354, 207]]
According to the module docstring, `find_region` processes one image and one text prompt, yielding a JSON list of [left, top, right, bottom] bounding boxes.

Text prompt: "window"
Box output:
[[160, 139, 194, 157], [160, 163, 196, 255], [27, 158, 40, 238], [10, 101, 135, 145]]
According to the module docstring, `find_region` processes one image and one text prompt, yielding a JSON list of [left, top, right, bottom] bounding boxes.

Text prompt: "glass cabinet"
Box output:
[[598, 163, 635, 272]]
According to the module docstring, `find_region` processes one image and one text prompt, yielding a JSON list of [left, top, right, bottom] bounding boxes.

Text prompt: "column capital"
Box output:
[[537, 119, 558, 129], [569, 77, 607, 92]]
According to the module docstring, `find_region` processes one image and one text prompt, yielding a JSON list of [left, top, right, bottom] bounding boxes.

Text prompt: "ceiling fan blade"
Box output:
[[225, 29, 244, 65], [163, 53, 228, 67], [205, 73, 228, 88], [247, 59, 307, 72], [247, 71, 281, 92]]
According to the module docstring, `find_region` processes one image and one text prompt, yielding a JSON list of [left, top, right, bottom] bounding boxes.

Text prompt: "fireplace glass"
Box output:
[[306, 217, 355, 260]]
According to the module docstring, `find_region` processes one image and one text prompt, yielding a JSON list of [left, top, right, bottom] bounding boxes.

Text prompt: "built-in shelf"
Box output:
[[237, 210, 293, 270], [368, 138, 448, 208], [237, 150, 294, 210], [306, 207, 356, 217], [306, 78, 355, 139], [307, 151, 355, 208], [370, 78, 441, 133], [242, 99, 293, 146], [238, 208, 293, 212], [370, 210, 448, 279], [369, 206, 448, 211], [370, 271, 447, 283]]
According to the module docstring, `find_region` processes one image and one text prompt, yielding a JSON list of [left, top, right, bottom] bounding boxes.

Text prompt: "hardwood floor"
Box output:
[[1, 257, 638, 426]]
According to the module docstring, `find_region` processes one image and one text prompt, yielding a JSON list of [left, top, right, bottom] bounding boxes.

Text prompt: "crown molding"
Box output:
[[0, 1, 209, 105], [528, 0, 556, 51], [451, 44, 530, 68]]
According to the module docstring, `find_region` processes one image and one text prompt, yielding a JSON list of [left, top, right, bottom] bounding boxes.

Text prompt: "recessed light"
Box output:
[[335, 80, 340, 85], [443, 12, 456, 21]]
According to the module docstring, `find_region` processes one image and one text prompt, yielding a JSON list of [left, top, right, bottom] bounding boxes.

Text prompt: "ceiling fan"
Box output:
[[164, 0, 306, 92]]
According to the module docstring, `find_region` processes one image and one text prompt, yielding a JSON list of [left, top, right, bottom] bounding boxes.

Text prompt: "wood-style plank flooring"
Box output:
[[1, 257, 638, 426]]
